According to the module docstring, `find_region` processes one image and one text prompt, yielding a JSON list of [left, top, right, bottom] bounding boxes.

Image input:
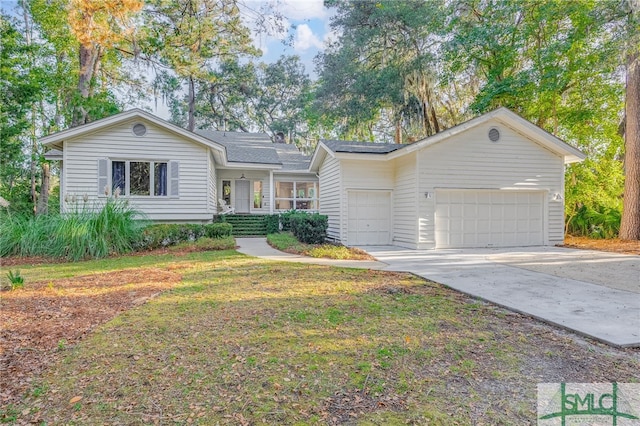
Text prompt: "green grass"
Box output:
[[267, 232, 310, 252], [3, 251, 638, 425], [267, 232, 373, 260]]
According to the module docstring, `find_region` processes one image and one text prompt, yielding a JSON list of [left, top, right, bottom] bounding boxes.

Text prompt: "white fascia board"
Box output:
[[216, 163, 282, 170], [387, 113, 500, 160], [387, 107, 586, 164], [308, 142, 332, 172], [494, 111, 586, 163], [40, 109, 227, 156], [273, 169, 317, 175], [334, 152, 392, 162]]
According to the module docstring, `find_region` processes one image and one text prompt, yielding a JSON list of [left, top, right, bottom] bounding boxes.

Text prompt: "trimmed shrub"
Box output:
[[264, 214, 280, 234], [204, 222, 233, 238], [139, 224, 206, 250], [289, 212, 328, 244], [279, 210, 297, 232], [139, 222, 233, 250]]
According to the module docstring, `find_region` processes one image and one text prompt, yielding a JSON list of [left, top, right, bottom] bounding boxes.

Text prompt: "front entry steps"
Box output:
[[216, 214, 269, 236]]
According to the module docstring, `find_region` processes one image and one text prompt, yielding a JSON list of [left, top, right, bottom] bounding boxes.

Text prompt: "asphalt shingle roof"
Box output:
[[321, 139, 406, 154], [195, 129, 311, 170]]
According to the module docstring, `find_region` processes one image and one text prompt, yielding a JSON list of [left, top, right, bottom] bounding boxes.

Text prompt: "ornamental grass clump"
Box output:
[[0, 198, 146, 261]]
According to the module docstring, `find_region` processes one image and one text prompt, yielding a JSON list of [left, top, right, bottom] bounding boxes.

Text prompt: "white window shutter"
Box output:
[[169, 160, 179, 197], [97, 159, 108, 196]]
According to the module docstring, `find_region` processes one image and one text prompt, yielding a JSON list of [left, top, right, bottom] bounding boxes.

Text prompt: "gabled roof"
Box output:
[[43, 149, 63, 160], [387, 107, 586, 163], [274, 144, 312, 171], [40, 109, 226, 159], [308, 140, 405, 171], [321, 140, 405, 154], [40, 109, 313, 171], [195, 130, 312, 171], [195, 130, 282, 165], [310, 107, 586, 171]]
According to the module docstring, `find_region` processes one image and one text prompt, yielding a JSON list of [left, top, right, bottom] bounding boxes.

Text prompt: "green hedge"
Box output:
[[279, 210, 297, 232], [264, 214, 280, 234], [139, 222, 233, 250], [205, 222, 233, 238], [288, 212, 328, 244]]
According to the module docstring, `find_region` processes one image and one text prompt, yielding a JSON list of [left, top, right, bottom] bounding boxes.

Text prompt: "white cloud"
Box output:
[[278, 0, 327, 20], [293, 24, 323, 52]]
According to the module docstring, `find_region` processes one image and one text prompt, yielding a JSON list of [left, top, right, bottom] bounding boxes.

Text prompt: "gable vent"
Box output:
[[132, 123, 147, 137], [488, 127, 500, 142]]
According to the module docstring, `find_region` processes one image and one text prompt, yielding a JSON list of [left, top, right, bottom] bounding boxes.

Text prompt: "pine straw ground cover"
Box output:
[[1, 251, 639, 425], [563, 235, 640, 255]]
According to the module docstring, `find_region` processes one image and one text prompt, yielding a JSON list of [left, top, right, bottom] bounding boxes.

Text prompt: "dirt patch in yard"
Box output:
[[563, 236, 640, 255], [0, 268, 181, 407]]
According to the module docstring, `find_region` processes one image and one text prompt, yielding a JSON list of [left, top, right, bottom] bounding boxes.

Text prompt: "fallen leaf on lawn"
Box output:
[[69, 396, 82, 404]]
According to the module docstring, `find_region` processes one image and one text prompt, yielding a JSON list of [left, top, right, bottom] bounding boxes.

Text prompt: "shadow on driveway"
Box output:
[[362, 246, 640, 348]]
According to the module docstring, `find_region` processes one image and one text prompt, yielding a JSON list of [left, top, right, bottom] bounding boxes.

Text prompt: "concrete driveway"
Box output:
[[362, 246, 640, 347]]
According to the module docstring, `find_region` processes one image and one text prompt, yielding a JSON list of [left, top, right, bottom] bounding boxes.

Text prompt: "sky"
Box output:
[[0, 0, 335, 118], [241, 0, 335, 77]]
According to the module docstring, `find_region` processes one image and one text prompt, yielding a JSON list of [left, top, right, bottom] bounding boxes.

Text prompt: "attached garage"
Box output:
[[435, 190, 545, 248], [347, 190, 391, 245], [310, 108, 586, 250]]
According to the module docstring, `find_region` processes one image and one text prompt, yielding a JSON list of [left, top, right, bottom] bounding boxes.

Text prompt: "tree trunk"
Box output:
[[430, 105, 440, 134], [72, 44, 98, 126], [188, 76, 196, 131], [36, 163, 50, 215], [620, 51, 640, 240]]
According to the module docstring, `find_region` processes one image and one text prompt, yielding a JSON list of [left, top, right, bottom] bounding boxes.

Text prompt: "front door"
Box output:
[[235, 179, 251, 213]]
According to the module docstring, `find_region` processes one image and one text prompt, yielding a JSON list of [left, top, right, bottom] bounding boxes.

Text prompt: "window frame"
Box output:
[[274, 181, 319, 211], [110, 159, 169, 197], [253, 180, 263, 209]]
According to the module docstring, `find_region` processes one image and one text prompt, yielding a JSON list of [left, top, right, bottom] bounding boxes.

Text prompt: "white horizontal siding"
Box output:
[[274, 173, 317, 182], [217, 170, 271, 213], [393, 154, 417, 247], [319, 156, 341, 241], [417, 121, 564, 248], [62, 119, 212, 221], [209, 151, 217, 214]]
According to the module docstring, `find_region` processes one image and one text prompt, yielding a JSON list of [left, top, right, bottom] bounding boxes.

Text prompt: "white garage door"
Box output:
[[347, 191, 391, 245], [435, 190, 544, 248]]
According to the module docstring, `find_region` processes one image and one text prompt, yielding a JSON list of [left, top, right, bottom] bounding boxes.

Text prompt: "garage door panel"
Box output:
[[449, 192, 464, 203], [504, 219, 517, 232], [347, 191, 391, 246], [436, 190, 544, 248]]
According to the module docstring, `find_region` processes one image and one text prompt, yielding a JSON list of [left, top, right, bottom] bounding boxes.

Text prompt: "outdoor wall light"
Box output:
[[552, 193, 563, 201], [424, 192, 433, 199]]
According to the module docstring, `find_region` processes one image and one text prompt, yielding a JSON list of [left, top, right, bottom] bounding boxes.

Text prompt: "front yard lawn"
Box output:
[[267, 232, 374, 260], [1, 250, 638, 424]]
